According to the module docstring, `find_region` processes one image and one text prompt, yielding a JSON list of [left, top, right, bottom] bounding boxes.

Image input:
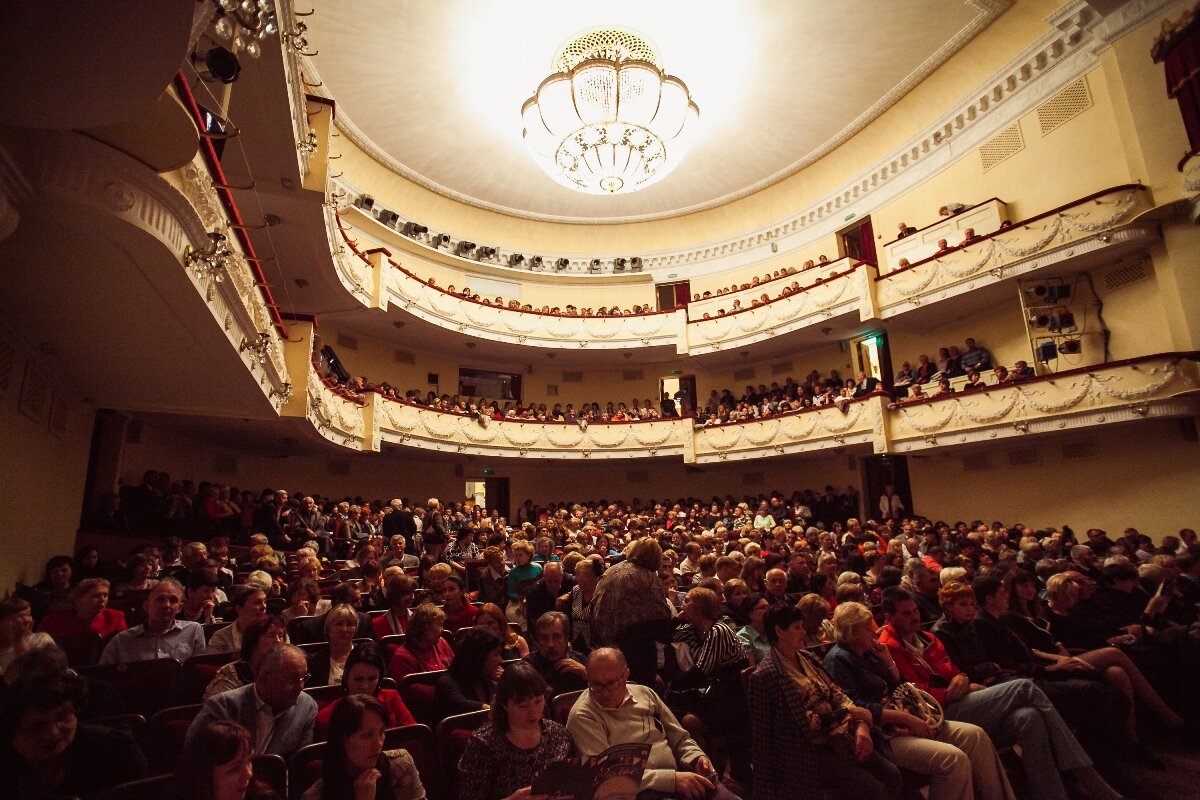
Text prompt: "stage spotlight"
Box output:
[[587, 258, 602, 273], [528, 256, 543, 270], [400, 222, 427, 236], [455, 241, 477, 256], [509, 254, 526, 267], [375, 209, 399, 227], [612, 257, 627, 272], [630, 257, 643, 272], [432, 234, 450, 248], [194, 46, 241, 84], [354, 195, 375, 210], [555, 258, 570, 271]]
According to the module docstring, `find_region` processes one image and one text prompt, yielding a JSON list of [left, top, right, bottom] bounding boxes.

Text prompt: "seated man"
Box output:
[[896, 221, 918, 238], [959, 337, 993, 372], [525, 562, 572, 634], [568, 647, 740, 800], [523, 611, 588, 697], [185, 644, 316, 758], [763, 568, 794, 606], [98, 579, 206, 665]]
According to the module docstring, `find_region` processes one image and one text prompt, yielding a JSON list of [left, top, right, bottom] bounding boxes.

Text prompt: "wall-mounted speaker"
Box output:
[[427, 373, 439, 385]]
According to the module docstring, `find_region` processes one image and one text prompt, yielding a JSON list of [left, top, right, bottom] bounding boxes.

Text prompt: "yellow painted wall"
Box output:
[[0, 339, 95, 593], [885, 293, 1032, 372], [908, 418, 1200, 540]]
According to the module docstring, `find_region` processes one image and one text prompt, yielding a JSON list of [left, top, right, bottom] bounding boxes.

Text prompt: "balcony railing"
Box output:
[[323, 185, 1157, 352]]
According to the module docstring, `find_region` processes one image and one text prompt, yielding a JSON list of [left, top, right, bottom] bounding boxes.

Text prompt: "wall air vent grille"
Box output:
[[979, 123, 1024, 171], [546, 384, 559, 396], [1037, 78, 1092, 136], [962, 452, 992, 471], [335, 333, 359, 350], [1061, 439, 1097, 460], [1008, 447, 1039, 466], [623, 370, 645, 381], [771, 361, 794, 375], [394, 350, 415, 364], [733, 367, 756, 382], [0, 338, 14, 393], [1103, 261, 1149, 292], [562, 371, 584, 383], [743, 471, 765, 485]]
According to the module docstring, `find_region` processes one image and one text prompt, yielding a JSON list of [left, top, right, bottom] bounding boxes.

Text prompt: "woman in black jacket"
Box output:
[[434, 628, 503, 720]]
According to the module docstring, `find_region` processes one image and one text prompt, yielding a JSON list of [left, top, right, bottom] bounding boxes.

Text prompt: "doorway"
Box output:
[[850, 330, 893, 392], [484, 476, 510, 522], [862, 454, 912, 519], [655, 280, 691, 311], [837, 217, 876, 266], [659, 374, 697, 416]]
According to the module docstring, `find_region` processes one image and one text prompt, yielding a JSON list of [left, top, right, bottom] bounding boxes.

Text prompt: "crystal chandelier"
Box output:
[[521, 28, 699, 195]]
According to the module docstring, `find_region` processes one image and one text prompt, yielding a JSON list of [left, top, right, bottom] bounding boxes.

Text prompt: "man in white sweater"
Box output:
[[566, 648, 741, 800]]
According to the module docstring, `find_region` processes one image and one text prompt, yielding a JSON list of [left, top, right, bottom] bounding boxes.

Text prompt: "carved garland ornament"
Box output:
[[545, 425, 588, 448], [585, 426, 630, 448], [500, 424, 545, 448], [630, 422, 677, 447], [457, 416, 500, 443], [1090, 361, 1178, 399]]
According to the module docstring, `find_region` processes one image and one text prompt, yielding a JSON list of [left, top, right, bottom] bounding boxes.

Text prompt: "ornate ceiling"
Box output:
[[302, 0, 1009, 223]]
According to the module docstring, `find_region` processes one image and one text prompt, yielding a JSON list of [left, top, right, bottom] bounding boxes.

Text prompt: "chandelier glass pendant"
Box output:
[[521, 28, 700, 195]]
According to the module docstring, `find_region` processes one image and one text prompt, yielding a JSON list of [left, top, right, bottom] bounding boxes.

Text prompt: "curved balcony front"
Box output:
[[375, 400, 692, 460]]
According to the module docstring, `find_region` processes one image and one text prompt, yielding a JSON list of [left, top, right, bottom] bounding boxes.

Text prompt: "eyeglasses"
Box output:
[[588, 677, 625, 692]]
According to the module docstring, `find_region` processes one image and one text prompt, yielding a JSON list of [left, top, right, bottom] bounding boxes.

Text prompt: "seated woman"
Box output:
[[37, 578, 127, 640], [283, 578, 329, 623], [302, 695, 426, 800], [735, 593, 771, 666], [0, 599, 56, 683], [441, 576, 479, 633], [388, 604, 454, 682], [308, 604, 360, 687], [357, 560, 386, 611], [477, 603, 528, 659], [207, 586, 270, 654], [720, 578, 750, 623], [671, 586, 751, 784], [29, 556, 75, 622], [0, 669, 148, 799], [373, 574, 418, 639], [1006, 571, 1183, 740], [748, 604, 902, 800], [824, 602, 1015, 800], [456, 662, 573, 800], [206, 615, 287, 699], [435, 628, 503, 720], [113, 553, 158, 596], [171, 719, 272, 800], [796, 592, 834, 648], [315, 642, 415, 740], [561, 557, 600, 654]]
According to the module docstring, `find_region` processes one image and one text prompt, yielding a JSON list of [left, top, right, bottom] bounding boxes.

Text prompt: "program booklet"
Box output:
[[530, 742, 651, 800]]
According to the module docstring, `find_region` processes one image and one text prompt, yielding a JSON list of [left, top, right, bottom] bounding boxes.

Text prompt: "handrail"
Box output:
[[876, 184, 1145, 280], [173, 72, 288, 338], [686, 262, 864, 322], [694, 390, 888, 428], [892, 351, 1200, 408], [879, 196, 1005, 248], [375, 387, 696, 426]]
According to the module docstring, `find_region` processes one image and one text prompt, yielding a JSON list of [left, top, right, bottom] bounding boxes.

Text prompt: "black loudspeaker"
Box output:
[[427, 373, 439, 385]]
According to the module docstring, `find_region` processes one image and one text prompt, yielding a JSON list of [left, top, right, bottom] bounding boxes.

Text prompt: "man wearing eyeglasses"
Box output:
[[566, 648, 742, 800], [185, 644, 316, 758]]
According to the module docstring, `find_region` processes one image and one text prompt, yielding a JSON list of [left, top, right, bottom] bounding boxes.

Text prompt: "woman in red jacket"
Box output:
[[315, 642, 415, 740], [37, 578, 127, 639]]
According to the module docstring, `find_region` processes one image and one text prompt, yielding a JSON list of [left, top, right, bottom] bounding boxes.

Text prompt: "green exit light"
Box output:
[[482, 468, 493, 476]]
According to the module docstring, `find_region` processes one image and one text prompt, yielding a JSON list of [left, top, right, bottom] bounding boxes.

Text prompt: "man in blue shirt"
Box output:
[[98, 579, 206, 665]]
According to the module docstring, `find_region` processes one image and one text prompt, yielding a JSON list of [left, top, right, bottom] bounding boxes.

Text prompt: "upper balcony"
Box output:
[[322, 184, 1159, 357]]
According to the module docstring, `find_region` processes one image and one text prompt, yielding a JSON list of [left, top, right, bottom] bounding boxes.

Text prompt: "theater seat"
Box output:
[[180, 651, 239, 703], [398, 669, 445, 727], [550, 689, 584, 725], [75, 657, 181, 717], [96, 773, 172, 800], [146, 703, 203, 772], [435, 710, 489, 800]]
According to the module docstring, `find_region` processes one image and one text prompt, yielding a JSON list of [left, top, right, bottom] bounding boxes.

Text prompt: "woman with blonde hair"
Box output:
[[308, 603, 359, 686], [825, 602, 1015, 800]]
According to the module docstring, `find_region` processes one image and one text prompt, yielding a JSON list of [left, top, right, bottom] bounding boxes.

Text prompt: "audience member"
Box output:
[[187, 644, 316, 758], [302, 694, 425, 800], [98, 579, 206, 665]]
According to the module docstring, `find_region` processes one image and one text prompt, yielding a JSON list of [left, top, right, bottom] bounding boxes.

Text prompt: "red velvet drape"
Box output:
[[1157, 15, 1200, 152]]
